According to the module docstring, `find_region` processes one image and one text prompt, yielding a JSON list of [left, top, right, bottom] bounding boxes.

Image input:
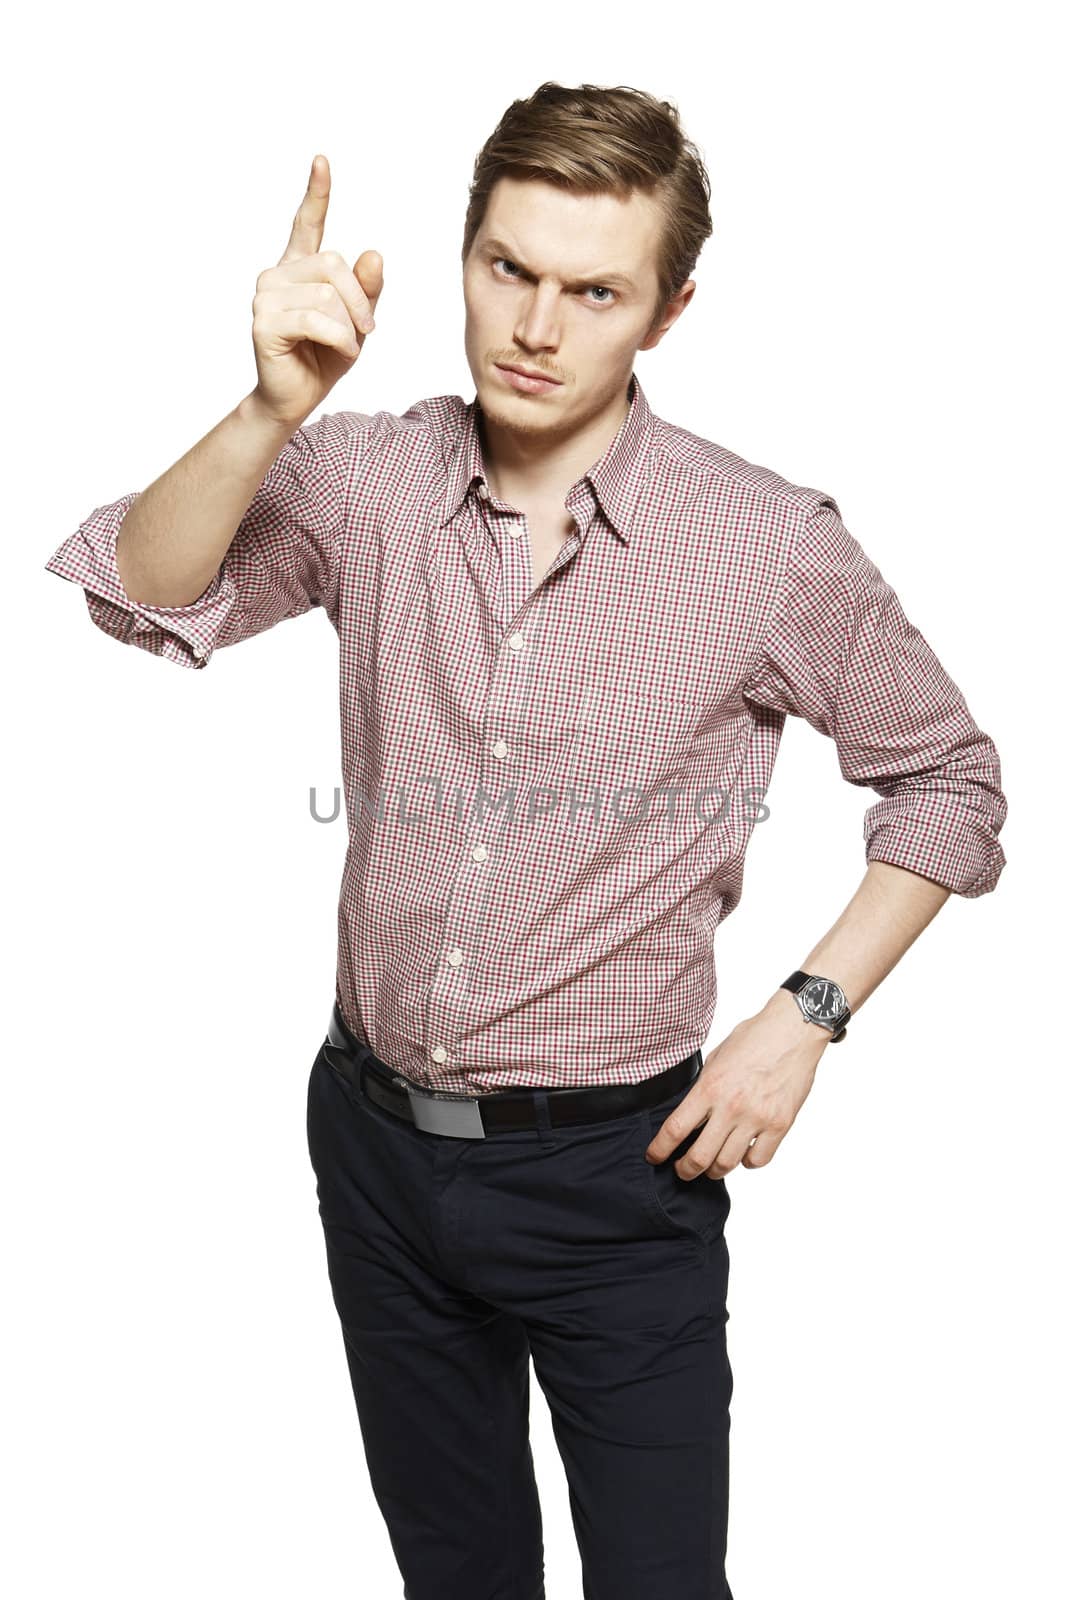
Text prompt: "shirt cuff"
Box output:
[[44, 492, 240, 669], [862, 792, 1008, 897]]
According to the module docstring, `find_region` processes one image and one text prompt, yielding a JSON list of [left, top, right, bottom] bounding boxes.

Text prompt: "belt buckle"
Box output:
[[394, 1077, 487, 1139], [328, 1005, 488, 1137]]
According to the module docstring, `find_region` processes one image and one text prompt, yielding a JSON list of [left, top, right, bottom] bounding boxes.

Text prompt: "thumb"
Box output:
[[354, 250, 384, 313]]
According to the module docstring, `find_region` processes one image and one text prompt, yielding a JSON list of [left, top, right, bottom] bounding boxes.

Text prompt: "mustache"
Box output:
[[493, 357, 565, 382]]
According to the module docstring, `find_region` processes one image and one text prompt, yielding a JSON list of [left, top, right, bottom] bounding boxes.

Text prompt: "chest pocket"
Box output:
[[557, 685, 705, 845]]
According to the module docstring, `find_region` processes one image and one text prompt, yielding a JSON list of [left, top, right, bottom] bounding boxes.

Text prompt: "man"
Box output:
[[44, 82, 1007, 1600]]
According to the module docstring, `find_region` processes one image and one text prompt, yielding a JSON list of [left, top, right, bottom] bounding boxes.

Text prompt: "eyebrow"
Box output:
[[479, 237, 637, 294]]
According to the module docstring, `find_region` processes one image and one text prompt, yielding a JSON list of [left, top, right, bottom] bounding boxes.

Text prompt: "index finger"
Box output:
[[279, 153, 331, 266]]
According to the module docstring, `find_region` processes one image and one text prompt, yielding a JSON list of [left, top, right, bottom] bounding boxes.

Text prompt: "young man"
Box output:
[[44, 82, 1007, 1600]]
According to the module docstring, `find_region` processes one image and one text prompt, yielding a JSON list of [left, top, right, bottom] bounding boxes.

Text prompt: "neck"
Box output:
[[478, 379, 632, 506]]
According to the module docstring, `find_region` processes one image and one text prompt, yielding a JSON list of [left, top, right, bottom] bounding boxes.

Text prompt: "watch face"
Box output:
[[800, 978, 847, 1023]]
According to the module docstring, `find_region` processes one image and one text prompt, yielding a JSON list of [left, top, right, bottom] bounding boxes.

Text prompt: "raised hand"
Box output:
[[249, 153, 383, 428]]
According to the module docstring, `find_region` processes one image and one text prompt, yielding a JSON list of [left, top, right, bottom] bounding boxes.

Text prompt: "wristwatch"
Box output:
[[780, 970, 851, 1042]]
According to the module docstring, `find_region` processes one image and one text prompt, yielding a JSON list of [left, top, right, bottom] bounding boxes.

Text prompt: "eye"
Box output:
[[490, 257, 616, 306], [493, 257, 528, 285]]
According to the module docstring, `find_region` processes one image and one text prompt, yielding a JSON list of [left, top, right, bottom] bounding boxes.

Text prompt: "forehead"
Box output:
[[476, 176, 661, 280]]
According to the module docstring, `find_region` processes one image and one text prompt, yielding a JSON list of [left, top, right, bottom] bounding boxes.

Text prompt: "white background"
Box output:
[[5, 1, 1065, 1595]]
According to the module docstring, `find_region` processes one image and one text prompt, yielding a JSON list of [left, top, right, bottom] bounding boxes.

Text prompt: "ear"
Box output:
[[639, 280, 696, 351]]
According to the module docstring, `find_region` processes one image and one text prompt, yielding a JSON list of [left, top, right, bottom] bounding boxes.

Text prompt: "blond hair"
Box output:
[[462, 81, 713, 330]]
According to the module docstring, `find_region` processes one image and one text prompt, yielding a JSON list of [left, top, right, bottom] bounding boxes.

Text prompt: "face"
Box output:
[[462, 176, 694, 443]]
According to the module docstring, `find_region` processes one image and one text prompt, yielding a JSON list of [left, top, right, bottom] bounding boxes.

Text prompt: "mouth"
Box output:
[[494, 363, 562, 395]]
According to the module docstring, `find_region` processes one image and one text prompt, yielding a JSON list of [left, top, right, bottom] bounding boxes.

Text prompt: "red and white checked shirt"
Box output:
[[44, 372, 1007, 1090]]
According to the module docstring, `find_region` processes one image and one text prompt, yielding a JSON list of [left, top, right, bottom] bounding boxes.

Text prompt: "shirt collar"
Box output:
[[437, 370, 656, 545]]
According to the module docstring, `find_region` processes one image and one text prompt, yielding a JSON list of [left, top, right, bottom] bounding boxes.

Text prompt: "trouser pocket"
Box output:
[[634, 1082, 731, 1249]]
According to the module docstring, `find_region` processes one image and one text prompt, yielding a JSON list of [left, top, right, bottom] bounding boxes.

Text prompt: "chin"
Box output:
[[477, 385, 561, 437]]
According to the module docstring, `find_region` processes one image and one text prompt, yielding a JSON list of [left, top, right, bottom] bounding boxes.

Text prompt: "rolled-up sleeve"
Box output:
[[742, 496, 1008, 897], [43, 408, 371, 670]]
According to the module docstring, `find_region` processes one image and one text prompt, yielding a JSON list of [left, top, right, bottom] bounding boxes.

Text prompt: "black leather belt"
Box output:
[[323, 1001, 703, 1139]]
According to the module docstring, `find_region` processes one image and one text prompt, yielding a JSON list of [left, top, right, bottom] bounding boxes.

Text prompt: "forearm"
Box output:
[[115, 389, 296, 607], [761, 859, 952, 1032]]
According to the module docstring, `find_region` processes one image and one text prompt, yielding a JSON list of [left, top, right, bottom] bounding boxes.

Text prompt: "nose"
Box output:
[[513, 284, 562, 356]]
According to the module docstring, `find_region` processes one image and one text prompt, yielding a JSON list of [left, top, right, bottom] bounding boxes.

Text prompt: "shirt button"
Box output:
[[430, 1045, 449, 1063], [507, 524, 522, 538], [508, 633, 526, 652], [492, 740, 509, 759], [447, 948, 464, 966], [471, 844, 488, 862], [477, 483, 490, 500]]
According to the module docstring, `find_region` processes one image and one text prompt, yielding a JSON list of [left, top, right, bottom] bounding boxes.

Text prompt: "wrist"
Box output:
[[772, 970, 852, 1045], [237, 388, 305, 441], [762, 986, 832, 1046]]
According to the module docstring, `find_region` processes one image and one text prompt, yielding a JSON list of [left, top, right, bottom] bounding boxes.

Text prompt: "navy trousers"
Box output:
[[306, 1035, 735, 1599]]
